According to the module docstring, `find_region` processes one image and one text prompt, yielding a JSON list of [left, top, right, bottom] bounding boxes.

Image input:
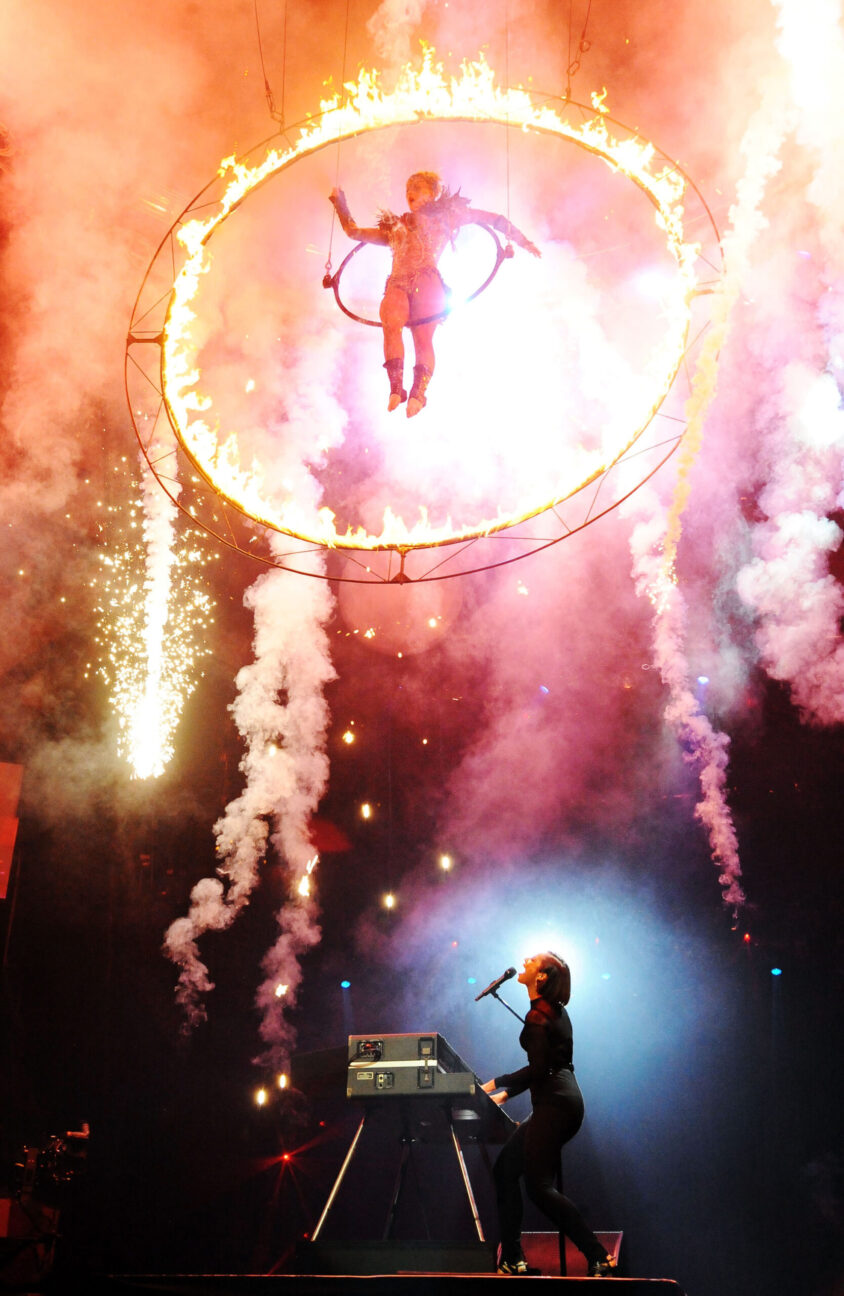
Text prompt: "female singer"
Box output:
[[481, 951, 617, 1277]]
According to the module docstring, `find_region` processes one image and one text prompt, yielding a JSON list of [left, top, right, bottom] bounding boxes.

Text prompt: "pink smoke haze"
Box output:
[[1, 0, 842, 1047]]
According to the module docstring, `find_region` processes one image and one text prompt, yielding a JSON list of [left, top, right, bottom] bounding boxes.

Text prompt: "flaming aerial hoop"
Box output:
[[125, 49, 724, 583]]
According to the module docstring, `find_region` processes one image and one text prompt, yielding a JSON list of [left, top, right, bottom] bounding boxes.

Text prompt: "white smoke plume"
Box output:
[[163, 550, 335, 1039], [629, 511, 744, 908], [625, 83, 796, 910], [366, 0, 430, 78], [733, 0, 844, 724], [736, 368, 844, 724]]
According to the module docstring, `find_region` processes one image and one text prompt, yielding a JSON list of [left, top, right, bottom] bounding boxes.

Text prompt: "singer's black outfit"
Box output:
[[492, 996, 607, 1269]]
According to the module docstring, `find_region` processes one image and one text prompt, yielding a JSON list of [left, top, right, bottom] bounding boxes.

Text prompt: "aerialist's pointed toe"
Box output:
[[387, 390, 407, 412], [406, 363, 432, 417]]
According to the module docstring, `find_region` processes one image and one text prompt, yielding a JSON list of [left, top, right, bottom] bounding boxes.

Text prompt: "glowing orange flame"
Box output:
[[162, 48, 702, 552]]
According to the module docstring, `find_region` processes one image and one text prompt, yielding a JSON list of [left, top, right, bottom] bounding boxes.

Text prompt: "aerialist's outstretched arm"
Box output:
[[465, 206, 541, 257], [329, 188, 389, 245]]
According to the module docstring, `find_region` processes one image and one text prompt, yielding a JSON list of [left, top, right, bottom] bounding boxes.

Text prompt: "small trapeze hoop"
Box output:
[[323, 221, 512, 327]]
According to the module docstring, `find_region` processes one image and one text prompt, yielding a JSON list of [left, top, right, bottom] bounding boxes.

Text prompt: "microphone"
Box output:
[[474, 967, 517, 1001]]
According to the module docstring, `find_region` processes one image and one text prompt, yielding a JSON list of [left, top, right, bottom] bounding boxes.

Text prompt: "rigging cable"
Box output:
[[253, 0, 286, 126], [504, 0, 512, 232], [325, 0, 353, 280], [565, 0, 593, 101]]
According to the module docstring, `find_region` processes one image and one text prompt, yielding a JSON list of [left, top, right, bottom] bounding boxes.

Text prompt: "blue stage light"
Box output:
[[340, 979, 351, 989], [467, 977, 477, 985], [771, 968, 782, 977], [697, 675, 709, 685]]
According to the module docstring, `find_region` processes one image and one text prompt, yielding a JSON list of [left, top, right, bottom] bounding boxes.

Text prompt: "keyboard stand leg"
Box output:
[[311, 1111, 367, 1241], [449, 1118, 485, 1242], [382, 1134, 413, 1240]]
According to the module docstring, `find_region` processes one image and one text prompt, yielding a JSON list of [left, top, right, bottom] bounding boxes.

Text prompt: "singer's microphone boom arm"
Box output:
[[487, 990, 525, 1025], [474, 967, 517, 1001]]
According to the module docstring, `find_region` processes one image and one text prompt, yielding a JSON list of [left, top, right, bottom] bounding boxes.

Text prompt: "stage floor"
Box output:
[[74, 1275, 688, 1295]]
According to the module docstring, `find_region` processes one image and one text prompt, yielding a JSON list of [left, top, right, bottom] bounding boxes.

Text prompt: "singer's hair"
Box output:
[[537, 951, 571, 1006]]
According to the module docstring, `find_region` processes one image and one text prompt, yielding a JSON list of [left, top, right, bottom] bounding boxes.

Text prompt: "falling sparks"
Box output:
[[160, 46, 705, 552], [297, 854, 319, 898], [93, 457, 215, 779]]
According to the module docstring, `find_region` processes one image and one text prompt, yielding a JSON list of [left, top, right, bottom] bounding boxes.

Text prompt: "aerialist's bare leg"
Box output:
[[407, 273, 447, 418], [380, 285, 410, 411]]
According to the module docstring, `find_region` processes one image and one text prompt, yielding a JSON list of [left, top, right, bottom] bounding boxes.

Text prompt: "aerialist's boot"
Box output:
[[384, 359, 406, 412], [407, 364, 433, 418]]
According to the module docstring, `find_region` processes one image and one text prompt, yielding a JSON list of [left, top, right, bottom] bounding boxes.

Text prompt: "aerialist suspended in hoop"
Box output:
[[329, 171, 541, 417]]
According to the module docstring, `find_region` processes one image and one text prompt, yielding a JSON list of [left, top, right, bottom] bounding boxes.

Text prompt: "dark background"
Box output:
[[1, 561, 842, 1296]]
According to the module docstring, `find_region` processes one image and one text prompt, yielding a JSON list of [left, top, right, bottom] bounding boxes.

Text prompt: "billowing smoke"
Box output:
[[736, 368, 844, 724], [163, 548, 335, 1051], [621, 81, 797, 910], [734, 0, 844, 725], [2, 0, 843, 1068], [628, 507, 744, 908], [367, 0, 430, 76]]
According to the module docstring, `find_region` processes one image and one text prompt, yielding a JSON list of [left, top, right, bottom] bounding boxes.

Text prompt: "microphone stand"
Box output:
[[489, 990, 525, 1025]]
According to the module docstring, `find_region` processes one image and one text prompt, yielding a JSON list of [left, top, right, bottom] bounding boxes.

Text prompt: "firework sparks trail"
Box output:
[[734, 0, 844, 723], [625, 86, 794, 908], [94, 454, 215, 779], [131, 459, 181, 778], [163, 545, 335, 1042]]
